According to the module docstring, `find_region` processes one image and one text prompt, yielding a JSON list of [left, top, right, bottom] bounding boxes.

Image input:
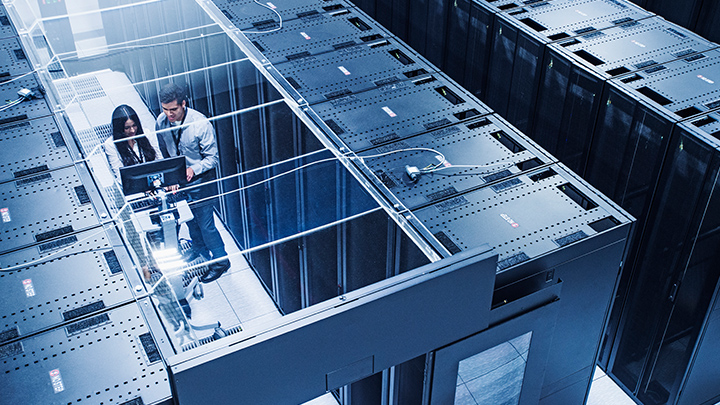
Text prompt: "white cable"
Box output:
[[240, 0, 284, 34], [0, 97, 24, 112], [422, 162, 514, 174]]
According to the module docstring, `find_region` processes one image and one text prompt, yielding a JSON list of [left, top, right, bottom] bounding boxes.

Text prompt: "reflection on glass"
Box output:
[[454, 332, 532, 405]]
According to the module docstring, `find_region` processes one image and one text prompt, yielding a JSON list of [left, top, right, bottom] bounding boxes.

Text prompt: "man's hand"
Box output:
[[186, 167, 195, 182]]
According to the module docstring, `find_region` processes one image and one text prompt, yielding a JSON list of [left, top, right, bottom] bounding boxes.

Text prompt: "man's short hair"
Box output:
[[159, 83, 187, 105]]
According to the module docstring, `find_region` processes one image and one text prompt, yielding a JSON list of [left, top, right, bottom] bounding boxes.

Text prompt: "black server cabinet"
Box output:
[[0, 37, 30, 79], [0, 73, 52, 125], [210, 0, 352, 32], [312, 73, 492, 152], [0, 116, 78, 184], [0, 164, 106, 256], [0, 301, 172, 405], [642, 0, 703, 30], [413, 163, 634, 404], [0, 4, 16, 40], [532, 16, 716, 175], [586, 48, 720, 225], [460, 0, 523, 102], [245, 7, 388, 65], [486, 0, 652, 134], [362, 113, 555, 210], [606, 113, 720, 405], [0, 227, 141, 340], [695, 1, 720, 45], [272, 36, 436, 105]]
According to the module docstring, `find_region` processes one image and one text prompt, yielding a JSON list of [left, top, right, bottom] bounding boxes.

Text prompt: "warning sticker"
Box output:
[[300, 31, 311, 40], [49, 369, 65, 393], [382, 106, 397, 117], [338, 66, 351, 76], [23, 279, 35, 297], [266, 2, 277, 9], [1, 207, 10, 223]]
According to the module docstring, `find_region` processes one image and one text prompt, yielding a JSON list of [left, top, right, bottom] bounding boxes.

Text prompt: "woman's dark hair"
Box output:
[[111, 104, 157, 166]]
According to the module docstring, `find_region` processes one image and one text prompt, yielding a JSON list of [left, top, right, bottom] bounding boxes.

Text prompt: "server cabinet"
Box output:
[[0, 227, 142, 340], [0, 37, 30, 80], [695, 1, 720, 45], [272, 36, 436, 105], [0, 73, 52, 125], [0, 301, 172, 405], [642, 0, 703, 30], [586, 48, 720, 224], [362, 113, 555, 210], [0, 116, 79, 185], [486, 0, 652, 134], [0, 164, 106, 255], [0, 4, 16, 40], [606, 114, 720, 405], [532, 16, 716, 175], [413, 163, 634, 404], [312, 74, 492, 152], [210, 0, 352, 32], [245, 7, 388, 65]]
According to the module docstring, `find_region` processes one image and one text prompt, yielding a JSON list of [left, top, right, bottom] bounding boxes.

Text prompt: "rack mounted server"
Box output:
[[212, 0, 352, 32]]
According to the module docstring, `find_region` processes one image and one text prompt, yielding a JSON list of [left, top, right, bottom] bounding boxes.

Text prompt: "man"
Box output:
[[156, 83, 230, 283]]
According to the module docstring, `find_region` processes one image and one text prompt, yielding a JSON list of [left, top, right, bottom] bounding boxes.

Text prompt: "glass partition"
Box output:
[[5, 0, 435, 356]]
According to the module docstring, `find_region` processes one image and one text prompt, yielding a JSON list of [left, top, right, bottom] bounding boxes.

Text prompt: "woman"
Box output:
[[104, 104, 164, 182]]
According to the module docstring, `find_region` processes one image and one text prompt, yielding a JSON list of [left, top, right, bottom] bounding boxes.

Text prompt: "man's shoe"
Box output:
[[200, 259, 231, 284]]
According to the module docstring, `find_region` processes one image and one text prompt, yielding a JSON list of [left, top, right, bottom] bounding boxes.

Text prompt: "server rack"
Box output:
[[641, 0, 704, 29], [0, 164, 106, 256], [412, 162, 634, 404], [0, 73, 52, 125], [361, 113, 555, 210], [311, 73, 492, 152], [606, 112, 720, 405], [0, 226, 142, 340], [0, 37, 30, 80], [586, 48, 720, 224], [0, 4, 16, 40], [210, 0, 352, 32], [485, 0, 652, 134], [272, 36, 436, 105], [443, 0, 523, 99], [0, 301, 172, 405], [0, 116, 79, 185], [695, 1, 720, 46], [532, 16, 717, 174], [245, 7, 388, 65]]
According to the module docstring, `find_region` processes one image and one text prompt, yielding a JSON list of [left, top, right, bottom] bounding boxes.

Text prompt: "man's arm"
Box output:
[[189, 118, 219, 179]]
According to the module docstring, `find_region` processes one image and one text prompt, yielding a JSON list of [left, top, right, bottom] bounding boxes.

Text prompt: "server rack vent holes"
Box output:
[[389, 49, 414, 65], [575, 50, 604, 66], [548, 32, 571, 41], [491, 130, 525, 153], [529, 168, 557, 182], [637, 86, 672, 106], [589, 216, 620, 233], [349, 17, 371, 31], [435, 86, 465, 105], [558, 183, 598, 210], [607, 66, 631, 76], [404, 68, 428, 78], [520, 18, 547, 32], [675, 106, 703, 119]]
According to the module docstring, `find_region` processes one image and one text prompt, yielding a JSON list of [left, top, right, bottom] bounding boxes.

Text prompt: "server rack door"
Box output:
[[424, 0, 450, 68], [443, 0, 472, 87], [608, 128, 720, 405], [695, 1, 720, 44], [407, 0, 429, 55], [485, 15, 518, 116], [585, 85, 674, 221], [373, 0, 392, 31], [429, 283, 561, 405], [464, 2, 496, 101], [504, 29, 544, 134], [391, 0, 410, 40], [643, 0, 703, 30], [532, 47, 572, 160]]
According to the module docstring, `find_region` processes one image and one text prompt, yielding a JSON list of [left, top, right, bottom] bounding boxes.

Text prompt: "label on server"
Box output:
[[382, 106, 397, 117], [1, 207, 10, 223], [338, 66, 351, 76], [301, 32, 311, 40], [49, 369, 65, 393], [22, 278, 35, 297]]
